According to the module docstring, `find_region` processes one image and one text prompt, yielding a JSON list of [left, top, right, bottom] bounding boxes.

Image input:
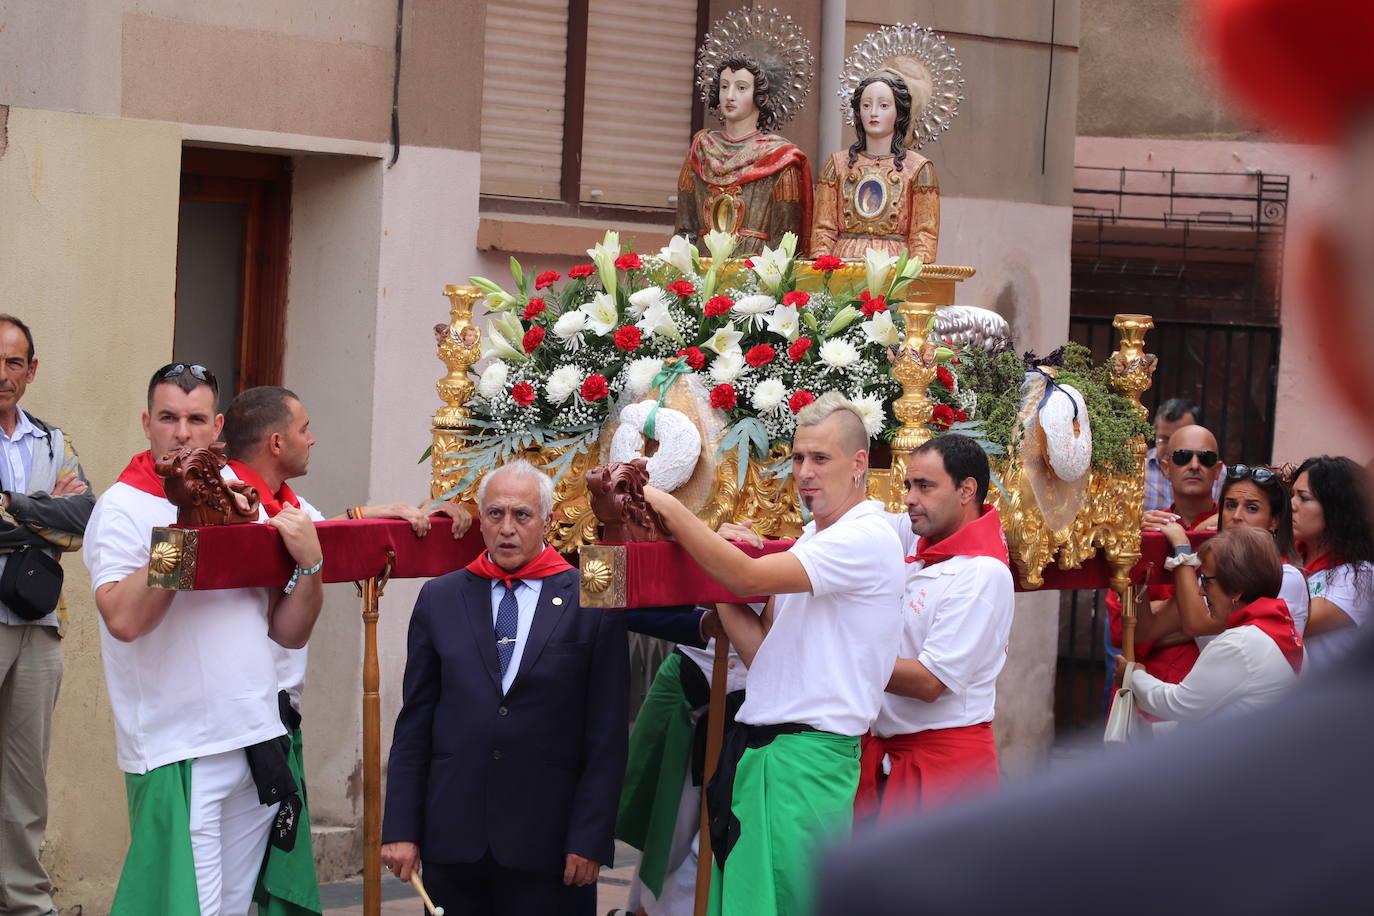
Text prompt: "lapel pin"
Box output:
[[552, 596, 564, 606]]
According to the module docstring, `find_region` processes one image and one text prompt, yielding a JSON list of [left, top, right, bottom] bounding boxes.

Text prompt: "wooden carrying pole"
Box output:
[[693, 635, 730, 916], [358, 550, 394, 916]]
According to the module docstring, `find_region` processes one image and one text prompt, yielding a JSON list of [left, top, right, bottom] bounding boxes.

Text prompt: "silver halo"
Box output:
[[840, 23, 964, 149], [696, 7, 814, 130]]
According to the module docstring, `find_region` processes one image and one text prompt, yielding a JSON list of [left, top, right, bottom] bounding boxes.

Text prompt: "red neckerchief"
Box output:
[[226, 459, 298, 518], [1227, 596, 1304, 675], [907, 505, 1010, 568], [1170, 501, 1218, 532], [116, 451, 166, 498], [1297, 541, 1339, 576], [465, 544, 573, 589]]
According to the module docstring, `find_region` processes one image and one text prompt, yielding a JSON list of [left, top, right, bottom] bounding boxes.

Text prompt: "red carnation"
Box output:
[[615, 253, 643, 271], [932, 403, 956, 431], [858, 290, 888, 317], [954, 407, 969, 423], [534, 270, 561, 290], [936, 365, 955, 389], [710, 383, 737, 410], [511, 381, 535, 406], [705, 295, 734, 317], [782, 291, 810, 308], [787, 337, 813, 362], [568, 264, 595, 279], [788, 390, 815, 413], [744, 344, 776, 367], [742, 258, 756, 268], [581, 374, 609, 401], [522, 327, 545, 353], [522, 297, 547, 320], [676, 346, 706, 370], [668, 280, 696, 298], [812, 255, 845, 273], [613, 325, 643, 352]]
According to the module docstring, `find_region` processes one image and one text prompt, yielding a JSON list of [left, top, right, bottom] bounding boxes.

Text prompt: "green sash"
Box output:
[[615, 653, 696, 896], [254, 727, 323, 915], [112, 761, 201, 915], [708, 731, 860, 916]]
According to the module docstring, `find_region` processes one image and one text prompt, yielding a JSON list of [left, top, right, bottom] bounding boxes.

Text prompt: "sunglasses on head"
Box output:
[[1170, 448, 1219, 468], [1225, 464, 1275, 484], [159, 363, 217, 385]]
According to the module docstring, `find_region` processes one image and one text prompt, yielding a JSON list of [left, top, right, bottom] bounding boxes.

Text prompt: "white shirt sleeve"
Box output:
[[1317, 563, 1374, 628], [84, 496, 152, 591], [915, 558, 1013, 694], [1279, 564, 1310, 635], [1131, 633, 1253, 722], [883, 510, 917, 556], [792, 515, 901, 599]]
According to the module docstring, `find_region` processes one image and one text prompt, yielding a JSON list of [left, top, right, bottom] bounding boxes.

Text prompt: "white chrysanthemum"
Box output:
[[624, 357, 665, 397], [765, 304, 800, 341], [850, 394, 886, 438], [580, 292, 618, 335], [477, 360, 509, 399], [732, 294, 776, 329], [819, 338, 860, 369], [751, 378, 786, 411], [553, 311, 588, 339], [628, 286, 669, 319], [708, 350, 746, 383], [546, 365, 581, 404], [703, 321, 743, 355], [861, 311, 900, 347]]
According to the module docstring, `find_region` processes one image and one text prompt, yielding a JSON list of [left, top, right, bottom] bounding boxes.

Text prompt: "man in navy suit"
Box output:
[[380, 458, 628, 915]]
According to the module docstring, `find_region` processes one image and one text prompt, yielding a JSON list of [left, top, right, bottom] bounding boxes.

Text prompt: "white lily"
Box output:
[[657, 235, 698, 275], [636, 299, 682, 341], [731, 293, 776, 330], [860, 310, 900, 347], [778, 231, 798, 260], [702, 230, 739, 264], [826, 305, 860, 336], [850, 393, 886, 437], [750, 244, 792, 294], [588, 231, 622, 297], [468, 276, 517, 311], [708, 350, 746, 383], [703, 321, 744, 355], [580, 292, 619, 336], [864, 248, 899, 295], [765, 304, 801, 342], [484, 314, 526, 361], [545, 365, 581, 404], [625, 357, 666, 396], [819, 338, 860, 369], [477, 360, 509, 399], [751, 378, 785, 411], [628, 285, 669, 319]]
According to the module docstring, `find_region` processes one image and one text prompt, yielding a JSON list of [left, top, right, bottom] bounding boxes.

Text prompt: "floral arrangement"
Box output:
[[450, 230, 924, 490]]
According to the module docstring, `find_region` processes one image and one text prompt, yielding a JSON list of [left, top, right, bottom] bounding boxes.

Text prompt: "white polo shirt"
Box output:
[[872, 551, 1014, 738], [736, 500, 904, 737], [1304, 561, 1374, 671], [251, 492, 327, 713], [84, 481, 285, 774]]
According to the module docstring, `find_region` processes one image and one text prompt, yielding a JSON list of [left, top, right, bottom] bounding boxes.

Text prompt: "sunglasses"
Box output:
[[159, 363, 218, 386], [1170, 448, 1219, 468], [1225, 464, 1276, 484]]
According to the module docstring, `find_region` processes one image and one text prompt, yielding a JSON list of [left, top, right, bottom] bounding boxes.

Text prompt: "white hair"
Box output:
[[477, 458, 555, 517]]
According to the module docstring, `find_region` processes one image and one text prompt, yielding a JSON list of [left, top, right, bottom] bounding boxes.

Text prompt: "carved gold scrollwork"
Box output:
[[890, 300, 939, 454]]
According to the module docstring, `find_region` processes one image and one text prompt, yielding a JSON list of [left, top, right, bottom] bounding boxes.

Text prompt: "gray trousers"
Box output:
[[0, 624, 61, 916]]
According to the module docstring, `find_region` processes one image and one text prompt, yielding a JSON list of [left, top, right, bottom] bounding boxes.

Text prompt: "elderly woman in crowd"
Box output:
[[1121, 526, 1303, 724], [1291, 455, 1374, 670]]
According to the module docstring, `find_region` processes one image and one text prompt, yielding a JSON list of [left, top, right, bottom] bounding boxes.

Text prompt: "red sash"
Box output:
[[115, 451, 166, 498], [856, 725, 1000, 820], [465, 544, 573, 589], [907, 505, 1009, 568], [1228, 596, 1304, 674], [226, 460, 298, 518], [1298, 542, 1338, 576]]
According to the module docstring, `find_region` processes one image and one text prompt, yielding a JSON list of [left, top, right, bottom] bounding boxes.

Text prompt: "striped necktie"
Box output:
[[496, 582, 519, 676]]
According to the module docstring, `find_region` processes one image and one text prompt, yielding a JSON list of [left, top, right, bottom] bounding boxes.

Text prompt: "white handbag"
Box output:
[[1104, 662, 1141, 744]]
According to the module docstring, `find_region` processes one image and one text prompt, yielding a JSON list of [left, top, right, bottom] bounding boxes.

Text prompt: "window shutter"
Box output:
[[578, 0, 698, 208], [480, 0, 570, 199]]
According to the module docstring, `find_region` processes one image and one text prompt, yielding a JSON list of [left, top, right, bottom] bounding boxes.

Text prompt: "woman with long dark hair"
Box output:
[[1290, 455, 1374, 669], [811, 73, 940, 261]]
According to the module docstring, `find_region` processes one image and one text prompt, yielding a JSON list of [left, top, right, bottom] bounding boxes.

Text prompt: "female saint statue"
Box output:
[[812, 24, 964, 262], [676, 9, 814, 256]]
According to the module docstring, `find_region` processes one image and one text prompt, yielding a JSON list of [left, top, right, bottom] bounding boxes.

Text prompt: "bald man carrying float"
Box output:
[[643, 392, 905, 916]]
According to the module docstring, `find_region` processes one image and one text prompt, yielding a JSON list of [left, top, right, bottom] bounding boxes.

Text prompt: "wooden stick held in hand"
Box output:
[[410, 872, 444, 916]]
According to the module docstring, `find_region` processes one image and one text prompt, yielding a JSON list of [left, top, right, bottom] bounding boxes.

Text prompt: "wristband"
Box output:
[[284, 557, 324, 595]]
